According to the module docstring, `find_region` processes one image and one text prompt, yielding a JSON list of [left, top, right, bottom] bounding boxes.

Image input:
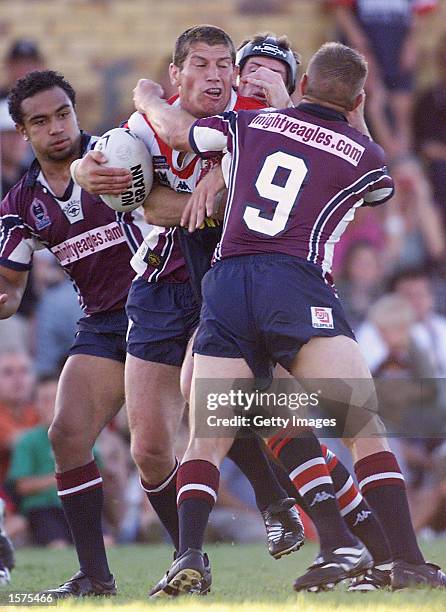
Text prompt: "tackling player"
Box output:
[[0, 71, 151, 598], [74, 27, 305, 596], [134, 41, 446, 593]]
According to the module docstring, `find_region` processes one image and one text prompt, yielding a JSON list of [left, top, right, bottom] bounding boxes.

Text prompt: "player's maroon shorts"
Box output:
[[193, 253, 355, 374]]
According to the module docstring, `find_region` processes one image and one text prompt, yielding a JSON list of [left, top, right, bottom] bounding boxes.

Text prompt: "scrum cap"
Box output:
[[236, 36, 299, 94]]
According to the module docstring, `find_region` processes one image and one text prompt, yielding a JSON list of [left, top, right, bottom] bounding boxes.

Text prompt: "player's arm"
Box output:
[[71, 150, 132, 195], [0, 265, 29, 319], [143, 183, 189, 227], [133, 79, 196, 151], [181, 165, 227, 232]]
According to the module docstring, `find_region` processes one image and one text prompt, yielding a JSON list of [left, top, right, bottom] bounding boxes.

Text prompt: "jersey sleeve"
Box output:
[[0, 189, 43, 271], [127, 111, 157, 154], [361, 144, 394, 207], [189, 111, 238, 157]]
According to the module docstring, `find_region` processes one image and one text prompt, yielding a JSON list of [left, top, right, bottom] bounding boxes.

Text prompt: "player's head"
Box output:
[[302, 42, 367, 112], [170, 25, 236, 118], [236, 33, 300, 98], [8, 70, 80, 163]]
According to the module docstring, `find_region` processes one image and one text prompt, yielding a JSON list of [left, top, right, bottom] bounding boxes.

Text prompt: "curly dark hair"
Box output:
[[8, 70, 76, 125]]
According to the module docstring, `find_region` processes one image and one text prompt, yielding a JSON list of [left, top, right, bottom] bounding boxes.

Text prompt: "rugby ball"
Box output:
[[94, 127, 153, 212]]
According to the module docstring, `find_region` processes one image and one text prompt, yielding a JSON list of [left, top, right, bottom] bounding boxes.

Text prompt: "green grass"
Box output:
[[1, 542, 446, 610]]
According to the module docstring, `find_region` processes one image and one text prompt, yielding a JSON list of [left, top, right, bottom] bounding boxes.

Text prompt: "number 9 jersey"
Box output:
[[189, 102, 394, 280]]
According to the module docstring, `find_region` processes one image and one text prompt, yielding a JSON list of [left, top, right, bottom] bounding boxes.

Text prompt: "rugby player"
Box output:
[[74, 27, 305, 595], [134, 42, 446, 593], [0, 70, 151, 598], [78, 30, 393, 594]]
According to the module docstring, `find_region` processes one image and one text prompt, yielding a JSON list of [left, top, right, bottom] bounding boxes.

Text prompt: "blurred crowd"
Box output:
[[1, 0, 446, 549]]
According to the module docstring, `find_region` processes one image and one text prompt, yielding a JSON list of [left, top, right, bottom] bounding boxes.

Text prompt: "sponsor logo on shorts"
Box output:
[[311, 306, 334, 329]]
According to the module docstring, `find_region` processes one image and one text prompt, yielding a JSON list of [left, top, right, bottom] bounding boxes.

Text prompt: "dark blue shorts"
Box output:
[[126, 277, 200, 366], [193, 254, 356, 374], [69, 308, 127, 363]]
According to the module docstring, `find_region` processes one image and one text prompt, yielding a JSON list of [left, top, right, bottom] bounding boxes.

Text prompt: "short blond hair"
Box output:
[[306, 42, 367, 109]]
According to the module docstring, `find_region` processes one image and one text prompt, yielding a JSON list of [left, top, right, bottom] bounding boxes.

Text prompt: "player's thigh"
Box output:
[[125, 353, 184, 446], [290, 335, 383, 438], [180, 332, 196, 404], [53, 354, 125, 444], [188, 354, 253, 453]]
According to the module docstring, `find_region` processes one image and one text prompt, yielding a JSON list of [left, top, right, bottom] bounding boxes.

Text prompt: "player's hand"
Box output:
[[181, 167, 226, 232], [74, 150, 132, 195], [241, 67, 291, 108], [133, 79, 164, 113]]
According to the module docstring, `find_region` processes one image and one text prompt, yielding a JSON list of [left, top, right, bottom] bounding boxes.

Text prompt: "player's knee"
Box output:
[[130, 437, 173, 474], [48, 419, 92, 458]]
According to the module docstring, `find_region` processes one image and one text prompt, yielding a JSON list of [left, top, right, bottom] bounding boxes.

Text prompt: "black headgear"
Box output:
[[236, 36, 299, 94]]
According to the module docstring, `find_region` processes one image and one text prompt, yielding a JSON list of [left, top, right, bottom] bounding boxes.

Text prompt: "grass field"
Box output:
[[1, 541, 446, 611]]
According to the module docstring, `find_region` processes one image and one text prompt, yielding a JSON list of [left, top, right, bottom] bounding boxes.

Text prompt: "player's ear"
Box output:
[[169, 62, 180, 87], [300, 73, 308, 96], [16, 124, 28, 141], [350, 90, 364, 112], [232, 64, 238, 88]]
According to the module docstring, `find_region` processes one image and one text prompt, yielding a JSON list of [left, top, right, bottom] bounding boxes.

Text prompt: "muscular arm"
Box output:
[[0, 266, 28, 319], [133, 80, 196, 151], [143, 183, 189, 227]]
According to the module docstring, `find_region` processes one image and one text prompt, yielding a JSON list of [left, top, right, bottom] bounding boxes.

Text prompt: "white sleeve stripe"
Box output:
[[363, 187, 394, 202], [192, 126, 228, 153]]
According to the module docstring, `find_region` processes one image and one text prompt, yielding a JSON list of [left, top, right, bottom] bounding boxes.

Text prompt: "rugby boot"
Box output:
[[149, 548, 210, 599], [391, 560, 446, 590], [294, 542, 373, 592], [261, 497, 305, 559], [41, 571, 117, 599]]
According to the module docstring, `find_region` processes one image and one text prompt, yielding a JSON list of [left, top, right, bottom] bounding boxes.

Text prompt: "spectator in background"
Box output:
[[0, 350, 38, 485], [7, 376, 71, 549], [390, 268, 446, 378], [33, 252, 82, 378], [329, 0, 437, 156], [0, 40, 45, 102], [335, 240, 385, 330], [0, 100, 29, 200], [413, 33, 446, 225]]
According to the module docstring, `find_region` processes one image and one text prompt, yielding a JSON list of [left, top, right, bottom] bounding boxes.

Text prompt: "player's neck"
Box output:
[[300, 95, 347, 116], [38, 141, 82, 197]]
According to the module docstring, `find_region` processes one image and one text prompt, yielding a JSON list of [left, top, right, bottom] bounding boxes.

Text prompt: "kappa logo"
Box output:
[[309, 491, 336, 506], [176, 180, 192, 193], [311, 306, 334, 329], [353, 510, 371, 526], [31, 199, 51, 230]]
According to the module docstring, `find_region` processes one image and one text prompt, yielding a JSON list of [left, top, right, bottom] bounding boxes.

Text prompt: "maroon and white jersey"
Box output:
[[127, 91, 264, 283], [0, 133, 149, 314], [190, 102, 394, 277]]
